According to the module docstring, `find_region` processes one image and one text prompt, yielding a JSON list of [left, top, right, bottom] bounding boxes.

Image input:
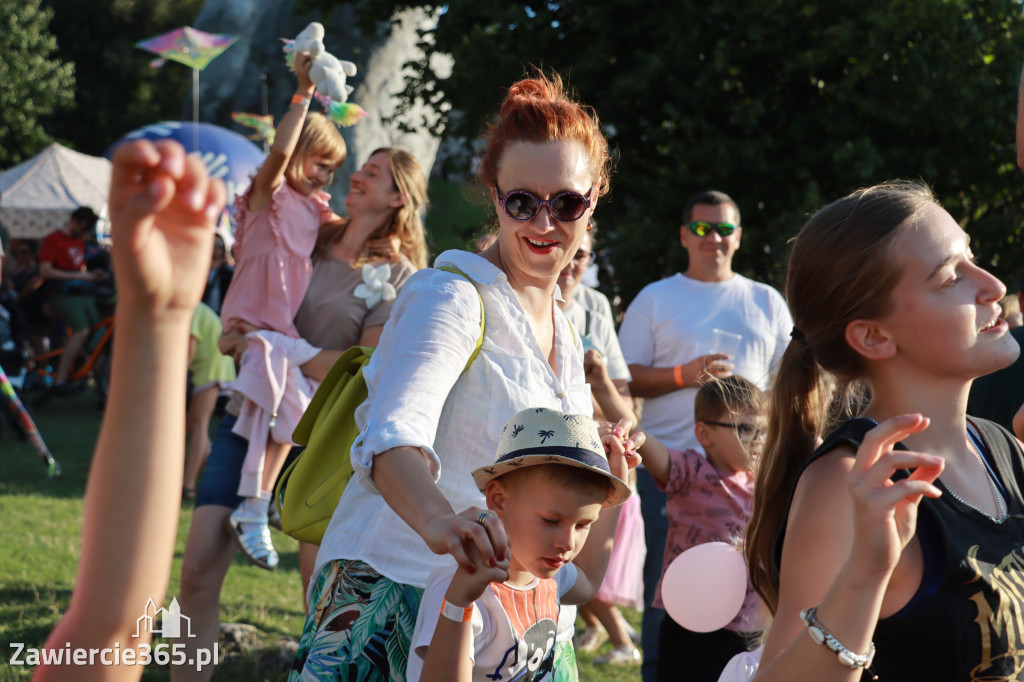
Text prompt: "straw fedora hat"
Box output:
[[472, 407, 631, 507]]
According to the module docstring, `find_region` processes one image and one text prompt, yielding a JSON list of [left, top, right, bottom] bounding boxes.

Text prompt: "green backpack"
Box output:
[[275, 265, 485, 545]]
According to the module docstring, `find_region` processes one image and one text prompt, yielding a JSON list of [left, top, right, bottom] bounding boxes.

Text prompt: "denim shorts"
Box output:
[[194, 413, 248, 509], [195, 413, 304, 508]]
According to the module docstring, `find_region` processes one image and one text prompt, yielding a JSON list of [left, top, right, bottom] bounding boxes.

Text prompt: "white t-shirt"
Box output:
[[408, 562, 578, 682], [618, 273, 791, 451], [315, 251, 593, 587]]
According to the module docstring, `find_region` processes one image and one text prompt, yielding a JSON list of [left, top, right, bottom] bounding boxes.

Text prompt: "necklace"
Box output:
[[943, 435, 1006, 523]]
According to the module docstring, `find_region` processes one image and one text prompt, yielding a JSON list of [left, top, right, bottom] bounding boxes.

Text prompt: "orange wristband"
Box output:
[[673, 364, 685, 388], [441, 599, 473, 623], [291, 93, 311, 107]]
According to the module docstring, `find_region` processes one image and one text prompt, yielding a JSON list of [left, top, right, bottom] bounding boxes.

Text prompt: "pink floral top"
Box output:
[[655, 448, 764, 632], [220, 181, 333, 337]]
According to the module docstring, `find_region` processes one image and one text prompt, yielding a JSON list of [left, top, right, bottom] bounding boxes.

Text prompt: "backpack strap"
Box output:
[[437, 265, 485, 372], [584, 309, 592, 338]]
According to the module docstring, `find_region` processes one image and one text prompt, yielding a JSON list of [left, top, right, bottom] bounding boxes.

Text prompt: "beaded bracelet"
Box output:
[[800, 606, 877, 678]]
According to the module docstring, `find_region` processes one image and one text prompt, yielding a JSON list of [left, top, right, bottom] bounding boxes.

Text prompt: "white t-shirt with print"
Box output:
[[407, 562, 579, 682]]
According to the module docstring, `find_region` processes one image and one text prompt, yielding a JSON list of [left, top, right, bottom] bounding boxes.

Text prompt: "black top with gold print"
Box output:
[[775, 417, 1024, 680]]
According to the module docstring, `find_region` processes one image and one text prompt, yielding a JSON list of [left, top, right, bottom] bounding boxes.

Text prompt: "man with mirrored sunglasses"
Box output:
[[616, 189, 792, 682]]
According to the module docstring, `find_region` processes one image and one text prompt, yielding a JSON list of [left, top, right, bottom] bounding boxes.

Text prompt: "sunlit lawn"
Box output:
[[0, 391, 640, 680]]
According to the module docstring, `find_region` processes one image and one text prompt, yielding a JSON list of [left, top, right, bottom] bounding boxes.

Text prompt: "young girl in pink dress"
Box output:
[[219, 51, 347, 571]]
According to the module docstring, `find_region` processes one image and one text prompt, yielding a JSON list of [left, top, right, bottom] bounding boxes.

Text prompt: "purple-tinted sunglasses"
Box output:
[[495, 183, 592, 223]]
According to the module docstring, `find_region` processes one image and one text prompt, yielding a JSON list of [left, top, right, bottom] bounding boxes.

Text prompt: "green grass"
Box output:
[[0, 391, 641, 681]]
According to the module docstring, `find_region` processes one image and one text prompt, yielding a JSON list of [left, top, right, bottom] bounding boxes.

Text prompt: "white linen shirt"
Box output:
[[314, 250, 593, 587]]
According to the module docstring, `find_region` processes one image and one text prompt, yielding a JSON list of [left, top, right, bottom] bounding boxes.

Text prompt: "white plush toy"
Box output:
[[290, 22, 356, 103]]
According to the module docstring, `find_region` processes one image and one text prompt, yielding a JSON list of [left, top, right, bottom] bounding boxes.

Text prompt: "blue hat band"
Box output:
[[491, 446, 611, 474]]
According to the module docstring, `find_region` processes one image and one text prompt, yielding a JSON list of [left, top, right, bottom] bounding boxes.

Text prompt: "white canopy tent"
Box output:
[[0, 143, 112, 239]]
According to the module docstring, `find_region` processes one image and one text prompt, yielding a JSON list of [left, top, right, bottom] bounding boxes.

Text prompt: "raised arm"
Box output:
[[36, 139, 224, 681], [247, 52, 316, 212], [753, 415, 944, 682], [584, 349, 636, 423], [419, 546, 509, 682]]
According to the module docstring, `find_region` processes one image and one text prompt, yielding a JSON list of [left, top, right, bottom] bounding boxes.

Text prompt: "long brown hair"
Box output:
[[745, 180, 936, 613], [318, 147, 429, 270]]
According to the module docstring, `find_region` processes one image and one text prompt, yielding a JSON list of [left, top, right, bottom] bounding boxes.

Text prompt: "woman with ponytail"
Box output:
[[744, 180, 1024, 680]]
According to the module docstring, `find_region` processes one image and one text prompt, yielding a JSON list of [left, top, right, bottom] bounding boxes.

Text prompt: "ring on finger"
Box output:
[[477, 510, 493, 525]]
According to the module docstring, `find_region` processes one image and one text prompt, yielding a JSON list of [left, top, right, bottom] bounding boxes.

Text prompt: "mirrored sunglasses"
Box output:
[[687, 221, 737, 237], [495, 183, 591, 223]]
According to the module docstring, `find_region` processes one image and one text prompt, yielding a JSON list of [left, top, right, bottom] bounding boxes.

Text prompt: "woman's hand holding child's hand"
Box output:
[[446, 536, 511, 607], [218, 322, 259, 363], [599, 417, 644, 481], [848, 414, 944, 577], [422, 507, 509, 578], [108, 139, 225, 318]]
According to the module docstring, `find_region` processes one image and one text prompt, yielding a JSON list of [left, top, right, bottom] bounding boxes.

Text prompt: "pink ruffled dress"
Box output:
[[220, 181, 333, 338]]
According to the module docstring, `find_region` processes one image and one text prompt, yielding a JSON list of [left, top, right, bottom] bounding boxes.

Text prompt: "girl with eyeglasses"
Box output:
[[744, 181, 1024, 681], [291, 71, 635, 682]]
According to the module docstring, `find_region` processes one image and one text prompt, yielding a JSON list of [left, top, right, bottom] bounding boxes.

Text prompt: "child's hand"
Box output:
[[598, 417, 644, 481], [218, 323, 258, 363], [294, 51, 315, 94], [108, 140, 225, 318], [446, 528, 510, 607], [583, 349, 611, 390]]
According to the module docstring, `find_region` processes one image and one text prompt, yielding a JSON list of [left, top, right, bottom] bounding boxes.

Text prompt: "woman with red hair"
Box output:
[[289, 72, 627, 681]]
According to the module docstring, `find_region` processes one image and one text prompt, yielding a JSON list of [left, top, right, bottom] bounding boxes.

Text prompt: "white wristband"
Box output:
[[441, 599, 473, 623]]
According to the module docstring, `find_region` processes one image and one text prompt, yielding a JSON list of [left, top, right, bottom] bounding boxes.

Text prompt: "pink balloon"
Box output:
[[661, 541, 748, 633]]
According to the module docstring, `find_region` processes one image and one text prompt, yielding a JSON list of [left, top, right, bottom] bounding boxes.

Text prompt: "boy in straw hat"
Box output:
[[406, 407, 640, 682]]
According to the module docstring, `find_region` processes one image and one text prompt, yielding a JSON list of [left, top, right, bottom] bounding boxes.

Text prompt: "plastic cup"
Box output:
[[710, 328, 742, 359]]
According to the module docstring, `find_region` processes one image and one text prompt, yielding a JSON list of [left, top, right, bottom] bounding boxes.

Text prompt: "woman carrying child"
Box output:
[[290, 71, 632, 681], [173, 81, 428, 682], [745, 181, 1024, 680], [216, 50, 348, 570]]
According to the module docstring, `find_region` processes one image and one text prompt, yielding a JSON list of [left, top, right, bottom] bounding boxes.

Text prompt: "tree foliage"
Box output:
[[0, 0, 74, 166], [344, 0, 1024, 303], [39, 0, 205, 159]]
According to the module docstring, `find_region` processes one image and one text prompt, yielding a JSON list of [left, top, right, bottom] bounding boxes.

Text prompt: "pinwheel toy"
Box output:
[[137, 27, 238, 149], [0, 364, 60, 476]]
